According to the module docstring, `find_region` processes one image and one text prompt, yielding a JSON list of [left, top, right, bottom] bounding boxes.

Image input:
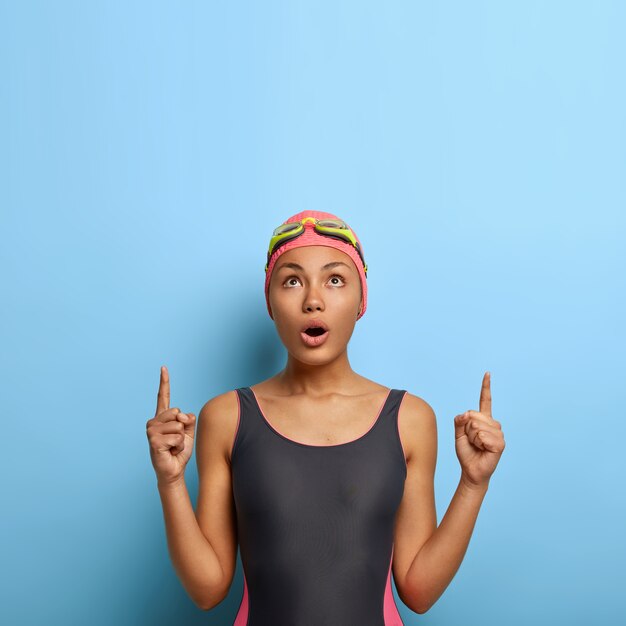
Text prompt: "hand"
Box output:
[[454, 372, 506, 490], [146, 366, 197, 486]]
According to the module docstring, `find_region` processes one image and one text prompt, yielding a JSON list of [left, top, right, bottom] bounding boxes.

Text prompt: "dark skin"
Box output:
[[254, 244, 389, 445], [150, 243, 506, 613]]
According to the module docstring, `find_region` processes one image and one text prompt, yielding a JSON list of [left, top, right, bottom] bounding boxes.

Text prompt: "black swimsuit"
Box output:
[[231, 386, 408, 626]]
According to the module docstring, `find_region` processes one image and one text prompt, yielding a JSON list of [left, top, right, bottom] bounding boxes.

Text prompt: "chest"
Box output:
[[231, 386, 408, 533], [251, 391, 390, 447]]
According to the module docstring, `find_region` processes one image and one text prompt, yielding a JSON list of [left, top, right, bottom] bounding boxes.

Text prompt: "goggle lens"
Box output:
[[317, 219, 346, 229], [266, 217, 367, 275], [272, 223, 301, 236]]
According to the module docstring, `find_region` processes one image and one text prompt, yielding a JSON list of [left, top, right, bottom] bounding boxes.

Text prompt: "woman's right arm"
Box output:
[[147, 367, 239, 611]]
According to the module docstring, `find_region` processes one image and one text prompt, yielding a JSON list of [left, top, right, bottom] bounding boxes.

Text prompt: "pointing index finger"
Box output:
[[479, 371, 492, 417], [156, 366, 170, 415]]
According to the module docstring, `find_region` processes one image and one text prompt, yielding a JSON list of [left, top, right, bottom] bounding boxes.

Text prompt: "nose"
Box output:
[[302, 283, 324, 313]]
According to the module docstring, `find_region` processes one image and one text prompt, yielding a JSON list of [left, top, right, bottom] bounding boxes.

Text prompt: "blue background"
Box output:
[[2, 1, 624, 624]]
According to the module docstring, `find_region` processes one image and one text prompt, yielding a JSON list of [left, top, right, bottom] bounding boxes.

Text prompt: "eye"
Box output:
[[283, 276, 301, 287], [282, 274, 346, 288]]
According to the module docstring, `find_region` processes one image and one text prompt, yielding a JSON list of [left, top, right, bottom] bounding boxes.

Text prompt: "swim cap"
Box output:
[[265, 210, 368, 321]]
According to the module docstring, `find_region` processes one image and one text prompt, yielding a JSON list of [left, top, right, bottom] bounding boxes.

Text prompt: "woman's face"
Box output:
[[268, 245, 363, 362]]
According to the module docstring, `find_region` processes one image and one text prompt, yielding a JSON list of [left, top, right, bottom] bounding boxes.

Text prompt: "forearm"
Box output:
[[404, 477, 489, 613], [157, 479, 225, 610]]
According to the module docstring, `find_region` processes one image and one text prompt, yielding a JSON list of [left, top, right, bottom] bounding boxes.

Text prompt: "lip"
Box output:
[[300, 318, 329, 332], [300, 329, 330, 347]]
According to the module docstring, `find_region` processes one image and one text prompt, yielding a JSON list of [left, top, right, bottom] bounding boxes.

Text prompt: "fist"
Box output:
[[454, 371, 506, 489], [146, 366, 197, 486]]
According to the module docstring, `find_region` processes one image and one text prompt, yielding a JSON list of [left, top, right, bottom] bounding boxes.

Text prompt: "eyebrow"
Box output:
[[275, 261, 352, 273]]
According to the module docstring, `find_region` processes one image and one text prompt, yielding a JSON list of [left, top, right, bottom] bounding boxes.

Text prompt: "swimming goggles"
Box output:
[[265, 217, 368, 276]]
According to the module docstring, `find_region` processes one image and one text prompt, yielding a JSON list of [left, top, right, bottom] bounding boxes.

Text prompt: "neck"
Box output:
[[277, 350, 360, 396]]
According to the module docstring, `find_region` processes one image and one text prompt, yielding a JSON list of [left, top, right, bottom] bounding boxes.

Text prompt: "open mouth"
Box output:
[[304, 327, 327, 337]]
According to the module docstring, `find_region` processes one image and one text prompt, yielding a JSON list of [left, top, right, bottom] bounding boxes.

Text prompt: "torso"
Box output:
[[221, 377, 414, 465], [229, 380, 411, 625]]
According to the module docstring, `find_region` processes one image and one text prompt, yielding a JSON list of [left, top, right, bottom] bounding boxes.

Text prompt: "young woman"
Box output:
[[146, 210, 506, 625]]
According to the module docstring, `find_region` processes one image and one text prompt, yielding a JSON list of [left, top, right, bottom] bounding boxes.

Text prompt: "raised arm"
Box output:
[[147, 367, 239, 610], [392, 372, 505, 614], [193, 389, 240, 608]]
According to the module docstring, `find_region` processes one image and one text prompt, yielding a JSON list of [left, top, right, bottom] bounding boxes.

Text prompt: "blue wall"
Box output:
[[2, 1, 624, 624]]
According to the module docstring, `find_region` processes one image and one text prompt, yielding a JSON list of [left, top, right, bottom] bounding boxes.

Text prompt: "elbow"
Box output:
[[198, 588, 229, 612], [406, 598, 432, 615], [190, 579, 230, 612], [414, 604, 432, 615], [407, 598, 433, 615], [198, 595, 224, 612], [398, 584, 433, 616], [193, 595, 215, 612], [197, 597, 214, 612]]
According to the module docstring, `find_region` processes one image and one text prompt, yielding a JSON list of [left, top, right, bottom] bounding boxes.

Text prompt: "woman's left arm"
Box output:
[[393, 372, 506, 614]]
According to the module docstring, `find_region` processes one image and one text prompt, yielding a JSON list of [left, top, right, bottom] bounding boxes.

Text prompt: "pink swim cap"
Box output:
[[265, 210, 368, 321]]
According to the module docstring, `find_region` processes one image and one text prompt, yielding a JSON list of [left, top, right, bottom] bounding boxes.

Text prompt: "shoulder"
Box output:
[[197, 389, 241, 464], [397, 391, 438, 465]]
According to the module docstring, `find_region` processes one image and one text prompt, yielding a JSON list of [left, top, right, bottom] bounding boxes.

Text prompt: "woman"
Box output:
[[146, 210, 506, 625]]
